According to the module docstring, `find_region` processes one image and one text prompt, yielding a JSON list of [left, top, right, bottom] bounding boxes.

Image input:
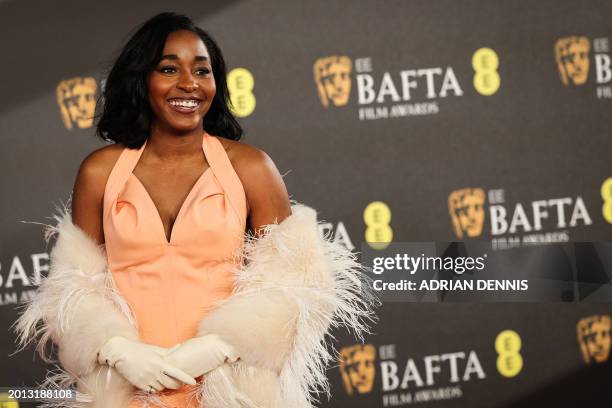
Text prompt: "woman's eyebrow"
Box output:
[[160, 54, 209, 61]]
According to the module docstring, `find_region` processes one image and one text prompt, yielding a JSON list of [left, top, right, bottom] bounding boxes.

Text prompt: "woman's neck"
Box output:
[[147, 125, 204, 161]]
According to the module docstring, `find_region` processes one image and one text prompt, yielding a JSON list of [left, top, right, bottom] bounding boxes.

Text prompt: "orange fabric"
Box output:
[[103, 132, 247, 407]]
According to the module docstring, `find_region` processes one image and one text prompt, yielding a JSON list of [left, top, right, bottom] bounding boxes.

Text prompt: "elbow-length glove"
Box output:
[[191, 204, 379, 408]]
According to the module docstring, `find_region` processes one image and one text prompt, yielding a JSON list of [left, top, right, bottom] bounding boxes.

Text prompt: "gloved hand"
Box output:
[[97, 336, 197, 392], [163, 334, 240, 379]]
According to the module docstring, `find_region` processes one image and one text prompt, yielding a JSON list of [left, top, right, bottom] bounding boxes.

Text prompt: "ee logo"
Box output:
[[363, 201, 393, 250], [227, 68, 256, 117], [495, 329, 523, 377], [472, 47, 500, 96]]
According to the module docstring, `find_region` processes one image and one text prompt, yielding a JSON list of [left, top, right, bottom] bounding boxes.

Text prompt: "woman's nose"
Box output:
[[177, 72, 198, 92]]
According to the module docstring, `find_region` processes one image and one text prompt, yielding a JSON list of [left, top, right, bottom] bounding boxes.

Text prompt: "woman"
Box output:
[[14, 12, 376, 408]]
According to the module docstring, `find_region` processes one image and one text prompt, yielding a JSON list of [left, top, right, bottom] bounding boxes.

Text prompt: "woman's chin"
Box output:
[[163, 120, 204, 134]]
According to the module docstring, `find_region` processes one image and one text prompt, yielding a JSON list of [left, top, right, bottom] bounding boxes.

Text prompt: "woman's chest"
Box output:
[[104, 172, 245, 268]]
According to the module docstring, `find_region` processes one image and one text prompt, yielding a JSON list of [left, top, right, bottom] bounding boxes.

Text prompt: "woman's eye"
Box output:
[[195, 68, 211, 76], [159, 66, 177, 74]]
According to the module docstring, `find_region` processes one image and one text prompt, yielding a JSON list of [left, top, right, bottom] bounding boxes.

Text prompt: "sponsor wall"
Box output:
[[1, 0, 611, 406]]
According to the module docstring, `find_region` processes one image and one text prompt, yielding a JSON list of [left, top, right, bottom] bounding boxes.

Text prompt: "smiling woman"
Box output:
[[147, 31, 216, 136], [14, 11, 376, 408], [97, 13, 240, 149]]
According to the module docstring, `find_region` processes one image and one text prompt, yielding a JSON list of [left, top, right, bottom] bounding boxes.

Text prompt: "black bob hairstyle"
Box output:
[[97, 12, 242, 148]]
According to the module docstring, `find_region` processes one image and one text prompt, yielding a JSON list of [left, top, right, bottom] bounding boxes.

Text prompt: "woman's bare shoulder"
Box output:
[[73, 143, 127, 210], [217, 136, 291, 224], [72, 143, 126, 243], [81, 143, 125, 166], [217, 137, 279, 188], [217, 137, 266, 167], [76, 143, 126, 189]]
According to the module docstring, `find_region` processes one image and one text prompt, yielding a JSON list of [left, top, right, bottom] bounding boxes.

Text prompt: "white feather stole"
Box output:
[[194, 204, 378, 407], [13, 202, 378, 407]]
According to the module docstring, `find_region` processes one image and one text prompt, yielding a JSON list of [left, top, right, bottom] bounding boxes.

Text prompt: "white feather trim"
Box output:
[[196, 203, 379, 407]]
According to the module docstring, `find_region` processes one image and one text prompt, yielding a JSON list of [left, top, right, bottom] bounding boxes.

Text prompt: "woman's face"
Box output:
[[147, 30, 216, 133]]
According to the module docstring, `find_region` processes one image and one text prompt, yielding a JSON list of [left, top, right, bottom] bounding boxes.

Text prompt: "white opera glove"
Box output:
[[163, 334, 240, 379], [97, 336, 197, 392]]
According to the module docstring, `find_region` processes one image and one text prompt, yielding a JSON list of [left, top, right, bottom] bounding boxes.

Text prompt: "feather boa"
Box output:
[[13, 201, 379, 407]]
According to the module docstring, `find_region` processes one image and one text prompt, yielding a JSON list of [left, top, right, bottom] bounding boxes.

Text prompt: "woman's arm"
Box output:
[[231, 144, 292, 236], [71, 146, 123, 243]]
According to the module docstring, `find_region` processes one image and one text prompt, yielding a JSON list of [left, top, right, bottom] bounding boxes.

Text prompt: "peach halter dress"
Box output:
[[103, 132, 247, 407]]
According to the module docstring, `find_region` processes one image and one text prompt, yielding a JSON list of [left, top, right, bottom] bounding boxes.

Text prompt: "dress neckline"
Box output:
[[129, 133, 213, 245]]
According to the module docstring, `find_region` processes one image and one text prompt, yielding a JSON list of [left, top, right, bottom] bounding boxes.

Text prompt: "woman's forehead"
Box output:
[[162, 30, 209, 59]]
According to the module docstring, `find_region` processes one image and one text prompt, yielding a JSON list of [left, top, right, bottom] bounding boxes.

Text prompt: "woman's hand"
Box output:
[[163, 334, 240, 378], [97, 336, 197, 392]]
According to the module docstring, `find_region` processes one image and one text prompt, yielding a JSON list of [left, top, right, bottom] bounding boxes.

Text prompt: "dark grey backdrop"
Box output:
[[1, 0, 611, 407]]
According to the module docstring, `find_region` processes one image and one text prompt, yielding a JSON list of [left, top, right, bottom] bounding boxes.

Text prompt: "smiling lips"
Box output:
[[168, 98, 202, 113]]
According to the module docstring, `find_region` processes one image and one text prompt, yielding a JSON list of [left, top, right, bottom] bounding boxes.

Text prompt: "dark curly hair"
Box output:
[[97, 12, 242, 147]]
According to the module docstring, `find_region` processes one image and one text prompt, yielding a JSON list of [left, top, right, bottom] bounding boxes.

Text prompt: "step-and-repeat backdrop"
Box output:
[[1, 0, 611, 407]]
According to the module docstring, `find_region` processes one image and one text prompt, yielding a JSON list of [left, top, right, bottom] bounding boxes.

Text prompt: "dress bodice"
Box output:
[[102, 131, 247, 346]]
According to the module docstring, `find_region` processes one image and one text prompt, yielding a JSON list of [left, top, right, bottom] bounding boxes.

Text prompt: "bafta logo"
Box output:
[[339, 344, 376, 396], [313, 56, 352, 107], [448, 188, 486, 238], [555, 36, 591, 86], [56, 77, 98, 129], [577, 315, 611, 364]]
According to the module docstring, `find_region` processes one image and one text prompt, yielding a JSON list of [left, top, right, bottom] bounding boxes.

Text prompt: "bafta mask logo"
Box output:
[[555, 36, 591, 86], [339, 344, 376, 396], [313, 56, 352, 107], [56, 77, 98, 129], [577, 315, 611, 364], [448, 188, 486, 238]]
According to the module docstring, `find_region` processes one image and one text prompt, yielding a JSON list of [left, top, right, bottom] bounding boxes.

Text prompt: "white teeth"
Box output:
[[169, 99, 200, 108]]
